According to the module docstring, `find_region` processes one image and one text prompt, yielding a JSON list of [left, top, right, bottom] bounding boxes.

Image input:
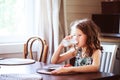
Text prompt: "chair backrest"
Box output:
[[23, 37, 48, 63], [100, 44, 118, 73]]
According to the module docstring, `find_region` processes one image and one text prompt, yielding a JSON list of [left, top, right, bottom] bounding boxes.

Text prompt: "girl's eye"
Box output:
[[72, 34, 81, 37], [76, 34, 81, 37]]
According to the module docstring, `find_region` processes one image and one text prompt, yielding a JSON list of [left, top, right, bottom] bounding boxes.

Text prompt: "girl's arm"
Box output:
[[51, 35, 76, 64], [69, 49, 101, 72], [51, 49, 101, 74], [51, 44, 76, 64]]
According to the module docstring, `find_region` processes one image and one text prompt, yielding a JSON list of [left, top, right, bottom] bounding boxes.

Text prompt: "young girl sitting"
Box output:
[[51, 18, 102, 74]]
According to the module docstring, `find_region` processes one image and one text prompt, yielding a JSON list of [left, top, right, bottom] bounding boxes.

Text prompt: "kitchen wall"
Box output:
[[64, 0, 103, 29]]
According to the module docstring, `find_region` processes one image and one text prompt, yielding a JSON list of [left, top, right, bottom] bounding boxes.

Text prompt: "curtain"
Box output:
[[34, 0, 66, 63]]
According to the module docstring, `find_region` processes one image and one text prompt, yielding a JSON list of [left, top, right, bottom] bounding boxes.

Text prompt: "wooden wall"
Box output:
[[64, 0, 104, 31]]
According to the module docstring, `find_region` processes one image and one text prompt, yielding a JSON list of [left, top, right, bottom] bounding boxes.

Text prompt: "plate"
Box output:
[[37, 64, 62, 74], [0, 58, 35, 65]]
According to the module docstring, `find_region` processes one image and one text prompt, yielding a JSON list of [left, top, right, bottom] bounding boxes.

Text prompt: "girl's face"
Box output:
[[71, 28, 87, 48]]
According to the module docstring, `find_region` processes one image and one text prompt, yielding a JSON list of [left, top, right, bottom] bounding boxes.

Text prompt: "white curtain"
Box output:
[[34, 0, 65, 63]]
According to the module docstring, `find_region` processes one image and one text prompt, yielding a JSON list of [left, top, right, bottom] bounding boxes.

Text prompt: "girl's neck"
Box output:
[[81, 47, 87, 52], [81, 47, 88, 57]]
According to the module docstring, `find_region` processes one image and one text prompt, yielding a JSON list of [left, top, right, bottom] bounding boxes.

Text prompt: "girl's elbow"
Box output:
[[93, 65, 100, 72], [51, 59, 59, 64], [51, 60, 56, 64]]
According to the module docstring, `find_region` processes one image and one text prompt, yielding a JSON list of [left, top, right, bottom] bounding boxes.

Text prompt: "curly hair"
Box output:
[[70, 18, 102, 56]]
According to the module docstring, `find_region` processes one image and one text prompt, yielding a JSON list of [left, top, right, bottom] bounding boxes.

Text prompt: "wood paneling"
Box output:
[[66, 0, 103, 6], [66, 6, 101, 13], [64, 0, 103, 30], [66, 13, 91, 27]]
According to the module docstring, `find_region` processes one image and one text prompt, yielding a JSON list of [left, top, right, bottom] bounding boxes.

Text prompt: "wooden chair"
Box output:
[[100, 44, 118, 73], [23, 37, 48, 63]]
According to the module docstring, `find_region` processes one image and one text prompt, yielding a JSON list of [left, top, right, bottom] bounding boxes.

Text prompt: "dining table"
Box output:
[[0, 58, 120, 80]]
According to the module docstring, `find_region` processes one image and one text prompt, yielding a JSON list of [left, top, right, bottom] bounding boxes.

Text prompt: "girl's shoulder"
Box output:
[[94, 49, 101, 54], [92, 49, 101, 58]]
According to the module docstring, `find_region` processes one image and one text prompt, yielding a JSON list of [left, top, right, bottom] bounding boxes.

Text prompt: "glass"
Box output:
[[62, 36, 78, 47]]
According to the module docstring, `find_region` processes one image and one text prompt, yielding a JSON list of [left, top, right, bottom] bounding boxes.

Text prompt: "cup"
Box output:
[[62, 36, 78, 47]]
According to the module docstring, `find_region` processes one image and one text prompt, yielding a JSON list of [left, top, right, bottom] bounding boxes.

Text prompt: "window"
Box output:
[[0, 0, 35, 53], [0, 0, 35, 44]]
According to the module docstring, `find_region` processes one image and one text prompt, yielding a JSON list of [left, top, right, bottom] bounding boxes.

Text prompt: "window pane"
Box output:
[[0, 0, 34, 43]]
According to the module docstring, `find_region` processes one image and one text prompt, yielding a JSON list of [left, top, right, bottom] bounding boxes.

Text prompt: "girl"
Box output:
[[51, 18, 102, 74]]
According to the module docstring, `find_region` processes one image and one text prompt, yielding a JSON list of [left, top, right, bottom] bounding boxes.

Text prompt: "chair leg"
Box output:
[[23, 44, 27, 59]]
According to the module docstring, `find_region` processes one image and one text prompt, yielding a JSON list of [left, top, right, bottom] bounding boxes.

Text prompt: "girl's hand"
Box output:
[[51, 67, 69, 74], [64, 35, 73, 40], [51, 65, 72, 75], [60, 35, 73, 47]]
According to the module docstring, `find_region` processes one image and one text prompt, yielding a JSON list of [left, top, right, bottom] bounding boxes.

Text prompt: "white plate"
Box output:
[[0, 58, 35, 65]]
